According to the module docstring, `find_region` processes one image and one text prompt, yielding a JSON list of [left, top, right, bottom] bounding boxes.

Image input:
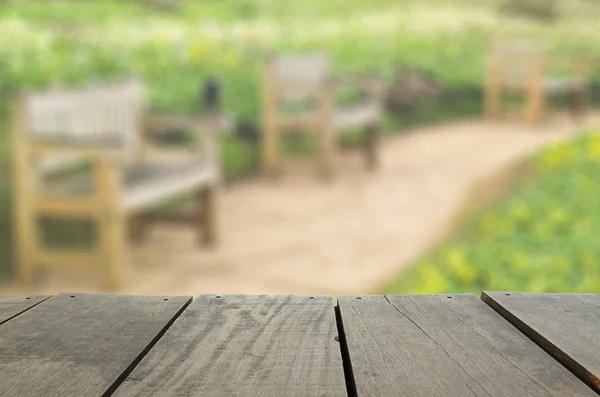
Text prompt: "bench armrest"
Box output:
[[142, 112, 225, 168], [546, 55, 590, 79]]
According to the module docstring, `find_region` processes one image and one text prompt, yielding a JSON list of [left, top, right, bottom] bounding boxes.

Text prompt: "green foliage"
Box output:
[[382, 132, 600, 295], [1, 0, 597, 120]]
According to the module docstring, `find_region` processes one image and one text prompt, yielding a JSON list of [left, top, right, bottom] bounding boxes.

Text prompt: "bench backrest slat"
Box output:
[[24, 79, 144, 173]]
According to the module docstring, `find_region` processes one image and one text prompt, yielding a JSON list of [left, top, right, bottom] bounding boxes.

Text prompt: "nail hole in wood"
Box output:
[[216, 295, 221, 298], [309, 296, 314, 299], [163, 298, 168, 301], [505, 293, 511, 296], [447, 296, 452, 299], [70, 295, 75, 298], [356, 297, 362, 300], [25, 297, 31, 300]]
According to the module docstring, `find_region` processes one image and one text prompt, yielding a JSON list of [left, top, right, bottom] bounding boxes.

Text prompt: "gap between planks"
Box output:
[[103, 296, 193, 397], [481, 291, 600, 395]]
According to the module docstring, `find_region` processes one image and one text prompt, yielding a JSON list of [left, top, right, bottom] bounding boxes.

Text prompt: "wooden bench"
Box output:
[[12, 79, 222, 288], [1, 292, 598, 396], [485, 41, 590, 126], [262, 53, 387, 179]]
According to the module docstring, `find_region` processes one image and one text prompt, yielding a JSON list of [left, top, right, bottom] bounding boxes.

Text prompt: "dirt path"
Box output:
[[2, 115, 598, 297]]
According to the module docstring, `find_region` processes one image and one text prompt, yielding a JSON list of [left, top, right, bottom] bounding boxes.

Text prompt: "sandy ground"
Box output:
[[2, 114, 598, 297]]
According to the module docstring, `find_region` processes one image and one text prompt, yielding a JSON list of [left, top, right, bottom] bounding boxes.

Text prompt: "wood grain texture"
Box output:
[[338, 294, 597, 397], [113, 294, 346, 397], [482, 292, 600, 393], [0, 293, 191, 397], [0, 295, 50, 325]]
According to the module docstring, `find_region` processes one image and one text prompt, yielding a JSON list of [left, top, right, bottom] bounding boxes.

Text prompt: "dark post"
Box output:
[[202, 78, 221, 111]]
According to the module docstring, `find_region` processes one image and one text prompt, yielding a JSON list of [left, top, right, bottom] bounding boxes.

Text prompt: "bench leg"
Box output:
[[14, 158, 38, 284], [16, 208, 37, 284], [129, 214, 147, 244], [198, 186, 217, 247], [317, 124, 335, 180], [525, 88, 544, 127], [100, 210, 126, 289], [365, 123, 380, 171]]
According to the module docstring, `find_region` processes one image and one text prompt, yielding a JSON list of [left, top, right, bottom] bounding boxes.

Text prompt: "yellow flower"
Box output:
[[417, 266, 447, 294], [187, 39, 214, 65], [588, 140, 600, 162], [538, 142, 576, 171], [446, 249, 477, 285]]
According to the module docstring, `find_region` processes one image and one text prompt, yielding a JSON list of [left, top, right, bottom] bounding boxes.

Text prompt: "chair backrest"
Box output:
[[489, 41, 545, 87], [23, 79, 144, 173], [267, 53, 330, 100]]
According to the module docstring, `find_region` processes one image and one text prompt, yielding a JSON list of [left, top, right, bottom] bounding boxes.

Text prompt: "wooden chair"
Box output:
[[485, 41, 590, 126], [262, 53, 386, 178], [12, 79, 222, 288]]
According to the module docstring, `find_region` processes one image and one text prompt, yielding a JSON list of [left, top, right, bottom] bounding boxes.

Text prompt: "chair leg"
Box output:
[[101, 211, 125, 289], [572, 86, 589, 122], [365, 123, 380, 171], [198, 186, 217, 246], [485, 83, 502, 120]]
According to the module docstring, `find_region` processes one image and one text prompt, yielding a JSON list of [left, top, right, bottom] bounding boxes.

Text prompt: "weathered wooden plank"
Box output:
[[0, 293, 192, 397], [482, 292, 600, 393], [113, 295, 346, 397], [0, 295, 50, 325], [338, 294, 597, 397]]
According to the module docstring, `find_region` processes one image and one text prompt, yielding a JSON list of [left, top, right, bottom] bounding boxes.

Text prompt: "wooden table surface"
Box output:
[[0, 292, 598, 397]]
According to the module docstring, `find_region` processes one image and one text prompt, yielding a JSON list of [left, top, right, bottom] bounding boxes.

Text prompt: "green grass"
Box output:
[[382, 132, 600, 294]]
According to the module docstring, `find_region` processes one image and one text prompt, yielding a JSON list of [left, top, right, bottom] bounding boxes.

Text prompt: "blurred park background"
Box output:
[[0, 0, 600, 295]]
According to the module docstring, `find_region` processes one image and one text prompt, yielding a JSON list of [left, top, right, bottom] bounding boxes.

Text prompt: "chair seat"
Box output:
[[333, 104, 380, 131], [500, 77, 587, 94], [542, 78, 586, 94]]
